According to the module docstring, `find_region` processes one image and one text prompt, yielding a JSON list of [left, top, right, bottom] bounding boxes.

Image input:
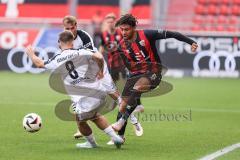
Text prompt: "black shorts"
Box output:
[[122, 72, 162, 97], [109, 68, 127, 82]]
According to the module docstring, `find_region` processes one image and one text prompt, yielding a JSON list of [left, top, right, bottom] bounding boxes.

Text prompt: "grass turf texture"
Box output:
[[0, 71, 239, 160]]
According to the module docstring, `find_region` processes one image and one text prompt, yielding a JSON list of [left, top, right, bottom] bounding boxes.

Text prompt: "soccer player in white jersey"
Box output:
[[62, 15, 121, 139], [63, 15, 142, 141], [25, 30, 124, 148]]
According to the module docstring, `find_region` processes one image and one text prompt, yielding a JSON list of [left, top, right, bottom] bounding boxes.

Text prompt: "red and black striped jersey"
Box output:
[[100, 29, 124, 69], [118, 29, 196, 75]]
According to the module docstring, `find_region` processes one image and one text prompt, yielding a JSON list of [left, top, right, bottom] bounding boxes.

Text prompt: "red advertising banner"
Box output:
[[0, 29, 39, 49]]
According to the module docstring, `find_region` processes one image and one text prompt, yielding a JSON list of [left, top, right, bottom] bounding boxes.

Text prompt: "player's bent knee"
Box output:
[[133, 85, 150, 92]]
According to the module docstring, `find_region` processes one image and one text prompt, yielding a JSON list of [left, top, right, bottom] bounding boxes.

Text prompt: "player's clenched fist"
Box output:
[[191, 43, 198, 52]]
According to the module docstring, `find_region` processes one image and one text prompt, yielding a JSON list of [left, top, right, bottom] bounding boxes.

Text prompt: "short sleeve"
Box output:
[[44, 54, 60, 70], [78, 30, 98, 52]]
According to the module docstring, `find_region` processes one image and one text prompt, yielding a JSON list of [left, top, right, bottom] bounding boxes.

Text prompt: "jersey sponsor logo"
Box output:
[[83, 42, 92, 49], [56, 52, 79, 63], [7, 47, 59, 73], [70, 77, 91, 85]]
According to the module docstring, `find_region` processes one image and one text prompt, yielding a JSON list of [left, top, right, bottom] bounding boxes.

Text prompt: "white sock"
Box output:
[[130, 114, 138, 124], [85, 133, 97, 145], [118, 117, 126, 126], [117, 96, 122, 105], [103, 126, 121, 141], [133, 105, 144, 114]]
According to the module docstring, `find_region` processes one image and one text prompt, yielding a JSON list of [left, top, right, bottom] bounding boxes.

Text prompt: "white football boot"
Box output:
[[130, 114, 143, 136], [76, 141, 98, 149]]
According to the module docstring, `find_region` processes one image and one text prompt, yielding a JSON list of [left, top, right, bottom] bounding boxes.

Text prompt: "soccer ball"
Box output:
[[23, 113, 42, 133]]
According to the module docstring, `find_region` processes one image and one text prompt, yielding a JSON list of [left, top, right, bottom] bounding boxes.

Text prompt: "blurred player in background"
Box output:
[[112, 14, 198, 142], [25, 30, 124, 149], [99, 13, 144, 145], [99, 13, 126, 82], [63, 15, 122, 139], [63, 15, 97, 52]]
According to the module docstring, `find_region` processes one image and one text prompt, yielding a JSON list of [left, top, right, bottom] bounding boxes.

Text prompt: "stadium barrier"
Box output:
[[0, 28, 239, 78]]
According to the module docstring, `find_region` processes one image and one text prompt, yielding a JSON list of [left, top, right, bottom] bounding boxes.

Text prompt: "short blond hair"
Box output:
[[63, 15, 77, 25], [104, 13, 116, 20]]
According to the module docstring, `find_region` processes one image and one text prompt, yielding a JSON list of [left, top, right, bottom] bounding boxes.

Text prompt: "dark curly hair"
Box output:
[[115, 14, 138, 27]]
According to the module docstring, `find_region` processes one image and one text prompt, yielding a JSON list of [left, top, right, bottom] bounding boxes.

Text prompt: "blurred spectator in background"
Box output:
[[91, 10, 104, 48], [99, 13, 126, 82]]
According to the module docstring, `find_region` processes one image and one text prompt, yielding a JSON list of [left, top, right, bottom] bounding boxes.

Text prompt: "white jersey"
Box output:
[[45, 49, 98, 84], [44, 48, 116, 115], [72, 30, 114, 95], [73, 29, 97, 52]]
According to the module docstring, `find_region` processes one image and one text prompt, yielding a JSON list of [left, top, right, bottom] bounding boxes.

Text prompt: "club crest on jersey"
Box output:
[[139, 40, 145, 46], [150, 73, 157, 80]]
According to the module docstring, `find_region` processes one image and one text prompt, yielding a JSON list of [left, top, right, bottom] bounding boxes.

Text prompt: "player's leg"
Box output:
[[71, 102, 83, 139], [129, 111, 144, 136], [75, 118, 98, 149], [112, 76, 151, 131], [108, 70, 121, 109], [91, 114, 124, 148], [129, 96, 144, 136], [74, 117, 83, 139], [115, 75, 139, 135], [100, 67, 122, 109], [106, 112, 127, 145], [113, 73, 162, 131], [111, 76, 141, 137], [134, 98, 144, 113]]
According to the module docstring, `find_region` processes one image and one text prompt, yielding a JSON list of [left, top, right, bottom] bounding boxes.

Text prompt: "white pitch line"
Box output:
[[198, 143, 240, 160]]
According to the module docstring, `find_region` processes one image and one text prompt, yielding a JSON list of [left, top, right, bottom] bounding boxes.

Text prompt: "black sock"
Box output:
[[116, 111, 127, 136], [122, 90, 142, 120], [136, 97, 141, 105]]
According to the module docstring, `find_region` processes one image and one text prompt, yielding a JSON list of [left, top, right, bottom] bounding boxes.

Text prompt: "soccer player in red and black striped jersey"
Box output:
[[112, 14, 198, 140], [99, 13, 126, 82], [99, 14, 144, 143]]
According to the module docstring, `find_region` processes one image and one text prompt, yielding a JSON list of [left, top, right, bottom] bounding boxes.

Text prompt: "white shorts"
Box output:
[[72, 94, 107, 121], [69, 72, 115, 121]]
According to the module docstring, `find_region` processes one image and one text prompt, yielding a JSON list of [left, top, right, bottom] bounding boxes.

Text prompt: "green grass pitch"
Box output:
[[0, 71, 239, 160]]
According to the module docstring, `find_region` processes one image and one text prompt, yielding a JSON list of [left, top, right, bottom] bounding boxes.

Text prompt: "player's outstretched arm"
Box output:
[[165, 31, 198, 52], [150, 30, 198, 52], [25, 45, 45, 68], [92, 51, 104, 79]]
